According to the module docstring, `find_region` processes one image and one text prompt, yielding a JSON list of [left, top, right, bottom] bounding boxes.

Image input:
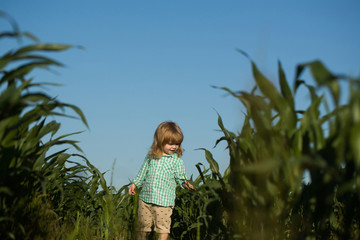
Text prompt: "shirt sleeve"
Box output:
[[174, 157, 187, 186], [131, 156, 149, 187]]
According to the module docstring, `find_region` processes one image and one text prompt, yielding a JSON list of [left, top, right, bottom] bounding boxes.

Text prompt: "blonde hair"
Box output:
[[148, 121, 184, 158]]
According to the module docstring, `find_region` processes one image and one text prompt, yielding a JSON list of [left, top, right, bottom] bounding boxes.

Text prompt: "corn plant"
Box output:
[[0, 13, 90, 239], [171, 164, 232, 240], [196, 55, 360, 239]]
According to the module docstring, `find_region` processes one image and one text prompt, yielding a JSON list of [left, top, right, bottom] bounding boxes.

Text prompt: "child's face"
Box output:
[[162, 143, 179, 156]]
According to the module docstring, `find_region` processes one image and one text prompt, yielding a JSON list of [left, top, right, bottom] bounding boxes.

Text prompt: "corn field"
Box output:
[[1, 15, 360, 240]]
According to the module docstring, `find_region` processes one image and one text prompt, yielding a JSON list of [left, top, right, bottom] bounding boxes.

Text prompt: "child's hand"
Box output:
[[182, 182, 194, 190], [128, 183, 137, 195]]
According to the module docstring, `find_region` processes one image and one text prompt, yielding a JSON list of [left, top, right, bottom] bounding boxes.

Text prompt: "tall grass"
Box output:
[[0, 13, 136, 240], [179, 56, 360, 239], [0, 12, 85, 239]]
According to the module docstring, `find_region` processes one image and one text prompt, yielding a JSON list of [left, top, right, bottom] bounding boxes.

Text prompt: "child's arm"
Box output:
[[129, 156, 149, 194], [174, 158, 194, 190]]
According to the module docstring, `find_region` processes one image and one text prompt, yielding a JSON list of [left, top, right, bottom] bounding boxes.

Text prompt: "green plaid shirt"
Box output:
[[131, 153, 187, 207]]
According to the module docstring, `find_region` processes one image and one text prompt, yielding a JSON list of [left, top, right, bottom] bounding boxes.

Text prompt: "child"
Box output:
[[128, 121, 194, 240]]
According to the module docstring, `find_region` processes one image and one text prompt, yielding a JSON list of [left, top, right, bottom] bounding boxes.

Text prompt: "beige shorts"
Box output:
[[136, 199, 173, 234]]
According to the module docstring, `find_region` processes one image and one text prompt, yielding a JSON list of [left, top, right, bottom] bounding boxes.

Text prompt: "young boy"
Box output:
[[128, 121, 193, 240]]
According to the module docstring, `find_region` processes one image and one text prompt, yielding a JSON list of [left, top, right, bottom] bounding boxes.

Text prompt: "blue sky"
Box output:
[[2, 1, 360, 189]]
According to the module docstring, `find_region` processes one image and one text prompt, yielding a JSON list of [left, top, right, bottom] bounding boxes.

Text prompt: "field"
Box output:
[[1, 18, 360, 240]]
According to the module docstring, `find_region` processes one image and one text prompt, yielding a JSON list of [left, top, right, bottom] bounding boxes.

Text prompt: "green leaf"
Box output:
[[13, 43, 72, 56], [251, 61, 296, 132], [63, 103, 89, 129], [195, 162, 208, 184], [299, 60, 341, 105], [278, 61, 294, 109], [0, 62, 55, 84], [242, 159, 280, 174], [350, 123, 360, 169], [300, 95, 325, 150], [196, 148, 221, 179], [22, 31, 40, 42], [38, 120, 61, 139]]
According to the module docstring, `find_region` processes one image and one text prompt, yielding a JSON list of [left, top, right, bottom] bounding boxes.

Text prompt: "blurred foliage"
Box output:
[[175, 56, 360, 239]]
